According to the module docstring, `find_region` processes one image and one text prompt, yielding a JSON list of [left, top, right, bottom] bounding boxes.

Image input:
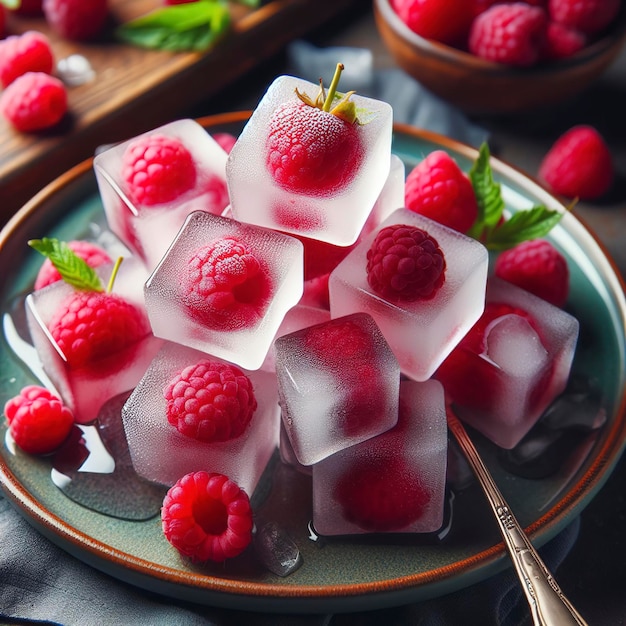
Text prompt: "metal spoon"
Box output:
[[446, 406, 588, 626]]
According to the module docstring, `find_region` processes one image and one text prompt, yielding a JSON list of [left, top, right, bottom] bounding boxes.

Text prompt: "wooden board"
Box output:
[[0, 0, 360, 224]]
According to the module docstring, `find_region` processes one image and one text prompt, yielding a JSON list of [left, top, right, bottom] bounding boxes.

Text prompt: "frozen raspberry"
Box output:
[[34, 240, 112, 290], [538, 125, 614, 200], [0, 31, 54, 88], [11, 0, 44, 15], [184, 237, 272, 331], [161, 471, 253, 562], [405, 150, 478, 234], [202, 174, 229, 215], [469, 3, 549, 67], [211, 132, 237, 154], [122, 133, 197, 207], [495, 239, 569, 307], [43, 0, 109, 41], [548, 0, 620, 35], [0, 72, 67, 132], [164, 359, 257, 443], [543, 21, 587, 59], [4, 385, 74, 455], [366, 224, 446, 302], [304, 317, 375, 365]]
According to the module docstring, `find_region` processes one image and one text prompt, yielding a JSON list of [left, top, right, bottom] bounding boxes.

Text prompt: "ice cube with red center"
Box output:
[[274, 312, 400, 465], [435, 277, 579, 449], [144, 210, 303, 370], [94, 119, 230, 271], [312, 379, 447, 535]]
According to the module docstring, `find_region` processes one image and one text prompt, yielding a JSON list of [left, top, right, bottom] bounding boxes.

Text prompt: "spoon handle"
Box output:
[[446, 407, 588, 626]]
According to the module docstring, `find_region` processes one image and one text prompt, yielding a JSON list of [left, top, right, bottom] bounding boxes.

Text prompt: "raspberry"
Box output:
[[0, 72, 67, 132], [304, 317, 375, 365], [43, 0, 109, 41], [495, 239, 569, 307], [184, 237, 271, 331], [404, 150, 478, 234], [211, 132, 237, 154], [34, 240, 112, 290], [122, 133, 197, 207], [548, 0, 620, 35], [366, 224, 446, 302], [164, 359, 257, 442], [49, 291, 150, 369], [543, 21, 587, 60], [538, 125, 614, 200], [11, 0, 44, 15], [469, 3, 549, 67], [0, 31, 54, 88], [161, 471, 253, 562], [202, 174, 229, 215], [4, 385, 74, 455]]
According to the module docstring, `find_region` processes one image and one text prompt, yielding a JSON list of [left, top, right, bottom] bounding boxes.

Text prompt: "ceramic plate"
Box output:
[[1, 112, 625, 613]]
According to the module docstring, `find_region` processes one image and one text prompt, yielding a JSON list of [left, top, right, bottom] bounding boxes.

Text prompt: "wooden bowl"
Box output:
[[373, 0, 626, 115]]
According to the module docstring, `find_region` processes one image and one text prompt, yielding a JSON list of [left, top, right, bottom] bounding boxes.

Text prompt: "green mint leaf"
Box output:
[[468, 142, 505, 239], [484, 206, 564, 251], [116, 1, 231, 52], [28, 238, 104, 292]]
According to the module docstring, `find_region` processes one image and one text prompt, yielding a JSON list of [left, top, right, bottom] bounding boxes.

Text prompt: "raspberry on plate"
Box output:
[[164, 359, 257, 443], [0, 31, 54, 88], [4, 385, 74, 455], [404, 150, 478, 234], [0, 71, 67, 132], [43, 0, 109, 41], [548, 0, 621, 36], [495, 239, 569, 307], [538, 125, 614, 200], [366, 223, 446, 302], [161, 471, 253, 562]]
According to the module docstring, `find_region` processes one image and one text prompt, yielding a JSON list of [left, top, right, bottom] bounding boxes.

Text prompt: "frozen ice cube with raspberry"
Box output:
[[144, 210, 303, 370], [435, 277, 580, 449], [312, 379, 447, 535], [274, 312, 400, 466], [226, 72, 393, 247], [94, 118, 230, 270], [121, 342, 279, 494], [329, 209, 488, 381]]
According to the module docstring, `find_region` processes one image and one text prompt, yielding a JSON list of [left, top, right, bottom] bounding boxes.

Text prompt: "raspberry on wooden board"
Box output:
[[0, 31, 54, 88]]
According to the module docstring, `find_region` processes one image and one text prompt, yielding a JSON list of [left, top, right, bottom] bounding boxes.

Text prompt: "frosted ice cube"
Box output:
[[312, 379, 447, 535], [94, 119, 230, 270], [436, 277, 580, 449], [121, 342, 280, 493], [144, 210, 304, 370], [275, 312, 400, 465], [329, 208, 488, 381], [226, 74, 393, 246]]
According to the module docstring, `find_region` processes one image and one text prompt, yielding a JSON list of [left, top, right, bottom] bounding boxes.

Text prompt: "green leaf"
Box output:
[[116, 1, 232, 52], [468, 142, 505, 239], [0, 0, 20, 10], [28, 238, 104, 292], [484, 206, 564, 251], [233, 0, 261, 6]]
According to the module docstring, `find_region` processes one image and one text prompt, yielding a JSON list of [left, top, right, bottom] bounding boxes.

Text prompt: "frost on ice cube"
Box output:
[[275, 312, 400, 466], [226, 74, 393, 246], [94, 119, 230, 270], [435, 277, 580, 449], [329, 209, 488, 381], [312, 379, 447, 536], [121, 342, 280, 494], [144, 210, 304, 370]]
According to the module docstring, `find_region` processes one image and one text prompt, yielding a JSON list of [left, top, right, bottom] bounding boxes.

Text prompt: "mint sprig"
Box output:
[[28, 238, 104, 292]]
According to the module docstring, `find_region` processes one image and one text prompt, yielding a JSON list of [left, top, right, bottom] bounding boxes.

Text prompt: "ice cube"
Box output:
[[121, 342, 280, 494], [312, 379, 447, 535], [329, 209, 488, 381], [275, 312, 400, 465], [226, 74, 393, 246], [144, 210, 304, 370]]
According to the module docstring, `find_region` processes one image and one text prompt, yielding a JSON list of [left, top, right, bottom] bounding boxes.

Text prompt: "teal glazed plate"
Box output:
[[1, 112, 625, 613]]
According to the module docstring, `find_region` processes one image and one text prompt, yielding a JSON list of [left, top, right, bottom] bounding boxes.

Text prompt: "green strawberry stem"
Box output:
[[323, 63, 344, 112], [106, 257, 124, 294]]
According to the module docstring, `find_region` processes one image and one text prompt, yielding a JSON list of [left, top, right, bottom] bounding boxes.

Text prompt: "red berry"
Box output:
[[4, 385, 74, 455], [301, 273, 331, 310], [122, 133, 197, 207], [161, 471, 253, 562], [202, 174, 229, 216], [164, 359, 257, 443], [11, 0, 44, 15], [0, 31, 54, 88], [0, 7, 4, 38], [0, 71, 67, 132], [469, 3, 549, 67], [543, 21, 587, 60], [304, 316, 375, 365], [211, 132, 237, 154], [538, 125, 614, 200], [495, 239, 569, 307], [266, 101, 363, 196], [34, 240, 112, 290], [404, 150, 478, 234], [366, 224, 446, 302], [548, 0, 620, 36], [43, 0, 109, 41]]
